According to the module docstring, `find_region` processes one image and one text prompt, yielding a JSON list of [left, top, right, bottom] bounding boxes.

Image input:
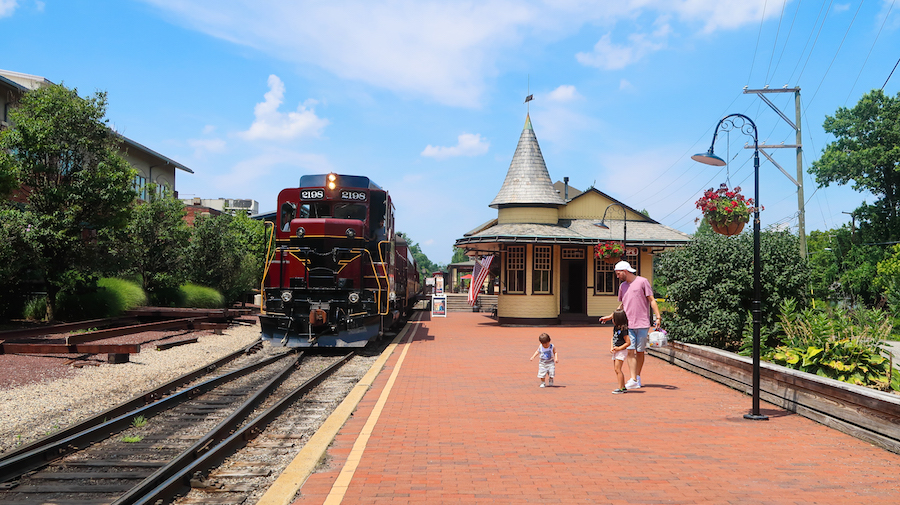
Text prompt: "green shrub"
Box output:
[[655, 230, 809, 351], [23, 296, 47, 321], [97, 278, 148, 313], [760, 301, 899, 392], [179, 283, 224, 308], [55, 277, 147, 320]]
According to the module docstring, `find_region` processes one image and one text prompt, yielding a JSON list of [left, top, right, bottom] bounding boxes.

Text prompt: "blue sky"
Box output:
[[3, 0, 899, 265]]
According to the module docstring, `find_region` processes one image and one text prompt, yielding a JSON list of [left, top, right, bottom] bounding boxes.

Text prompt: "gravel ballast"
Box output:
[[0, 324, 262, 455]]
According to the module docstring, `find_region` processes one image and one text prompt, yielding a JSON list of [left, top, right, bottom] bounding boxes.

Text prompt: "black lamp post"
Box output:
[[691, 113, 768, 421], [596, 203, 627, 249]]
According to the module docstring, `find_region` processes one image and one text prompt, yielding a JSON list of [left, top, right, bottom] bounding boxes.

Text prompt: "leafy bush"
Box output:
[[55, 277, 147, 320], [179, 283, 224, 308], [761, 301, 899, 392], [655, 230, 809, 351], [188, 213, 265, 305], [22, 296, 47, 321]]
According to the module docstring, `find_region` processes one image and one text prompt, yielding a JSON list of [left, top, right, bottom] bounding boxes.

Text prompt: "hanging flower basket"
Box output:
[[595, 241, 625, 264], [695, 184, 757, 236], [710, 220, 745, 236]]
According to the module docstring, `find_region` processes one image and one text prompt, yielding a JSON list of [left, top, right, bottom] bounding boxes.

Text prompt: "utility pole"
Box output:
[[743, 87, 806, 258]]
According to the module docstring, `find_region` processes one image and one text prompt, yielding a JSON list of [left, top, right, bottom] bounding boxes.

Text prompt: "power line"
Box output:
[[791, 0, 834, 85], [764, 0, 790, 84], [768, 0, 804, 84], [845, 0, 894, 104], [747, 0, 770, 85], [804, 0, 864, 110], [884, 57, 900, 90]]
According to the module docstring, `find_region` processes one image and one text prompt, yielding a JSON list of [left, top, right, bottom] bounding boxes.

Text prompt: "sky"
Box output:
[[2, 0, 899, 265]]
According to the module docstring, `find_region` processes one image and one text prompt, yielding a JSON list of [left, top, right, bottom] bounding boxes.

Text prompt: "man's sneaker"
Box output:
[[636, 376, 642, 387], [625, 378, 640, 390], [612, 388, 627, 394], [548, 377, 554, 386], [540, 383, 546, 388]]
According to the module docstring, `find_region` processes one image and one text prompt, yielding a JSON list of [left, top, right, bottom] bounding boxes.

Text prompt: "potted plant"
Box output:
[[594, 241, 625, 264], [695, 184, 756, 236]]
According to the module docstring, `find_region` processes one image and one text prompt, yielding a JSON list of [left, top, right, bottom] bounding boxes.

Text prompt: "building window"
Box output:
[[594, 249, 640, 295], [532, 245, 551, 294], [506, 246, 525, 294], [562, 248, 584, 260], [133, 175, 148, 201]]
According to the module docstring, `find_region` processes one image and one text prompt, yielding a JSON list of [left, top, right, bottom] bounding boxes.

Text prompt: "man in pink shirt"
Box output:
[[600, 261, 661, 389]]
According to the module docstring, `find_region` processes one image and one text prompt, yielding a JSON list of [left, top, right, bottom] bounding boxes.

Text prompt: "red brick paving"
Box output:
[[292, 312, 900, 504]]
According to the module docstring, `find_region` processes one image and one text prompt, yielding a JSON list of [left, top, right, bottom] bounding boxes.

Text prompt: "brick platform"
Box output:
[[290, 312, 900, 504]]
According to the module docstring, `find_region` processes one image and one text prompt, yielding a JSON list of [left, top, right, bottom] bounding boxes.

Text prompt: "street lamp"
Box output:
[[596, 203, 627, 248], [691, 113, 768, 421]]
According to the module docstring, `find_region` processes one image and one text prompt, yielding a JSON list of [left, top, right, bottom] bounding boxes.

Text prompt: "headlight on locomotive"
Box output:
[[348, 292, 360, 304], [281, 290, 293, 303], [296, 227, 305, 238], [345, 228, 356, 238]]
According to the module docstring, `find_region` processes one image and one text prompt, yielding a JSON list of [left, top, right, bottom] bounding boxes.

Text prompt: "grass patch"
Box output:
[[120, 436, 143, 443], [131, 415, 148, 428], [179, 283, 224, 308]]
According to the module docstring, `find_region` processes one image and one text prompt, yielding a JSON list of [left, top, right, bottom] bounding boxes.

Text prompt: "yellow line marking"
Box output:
[[256, 314, 419, 505], [321, 319, 416, 505]]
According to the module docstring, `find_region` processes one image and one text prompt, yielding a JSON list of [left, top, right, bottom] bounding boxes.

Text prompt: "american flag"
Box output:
[[467, 255, 494, 306]]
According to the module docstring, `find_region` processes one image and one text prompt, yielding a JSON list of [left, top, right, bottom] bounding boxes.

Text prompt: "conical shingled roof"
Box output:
[[489, 114, 565, 208]]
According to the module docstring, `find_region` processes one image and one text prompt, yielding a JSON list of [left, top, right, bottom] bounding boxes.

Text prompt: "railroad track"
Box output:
[[0, 338, 380, 505]]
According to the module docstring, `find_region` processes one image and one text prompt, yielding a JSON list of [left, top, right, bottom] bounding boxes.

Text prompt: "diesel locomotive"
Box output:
[[259, 173, 422, 347]]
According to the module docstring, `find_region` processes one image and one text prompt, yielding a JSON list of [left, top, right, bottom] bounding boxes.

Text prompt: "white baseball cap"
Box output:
[[614, 260, 636, 273]]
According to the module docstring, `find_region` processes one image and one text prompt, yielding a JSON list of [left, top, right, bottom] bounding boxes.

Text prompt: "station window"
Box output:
[[532, 245, 551, 294], [594, 250, 639, 295], [506, 246, 525, 294]]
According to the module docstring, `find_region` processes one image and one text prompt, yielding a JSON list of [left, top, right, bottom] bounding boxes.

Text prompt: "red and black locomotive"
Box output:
[[260, 173, 421, 347]]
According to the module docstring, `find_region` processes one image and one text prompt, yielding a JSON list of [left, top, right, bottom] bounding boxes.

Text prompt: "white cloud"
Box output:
[[576, 23, 671, 70], [201, 124, 216, 135], [547, 85, 581, 102], [238, 75, 329, 141], [213, 150, 333, 192], [619, 79, 634, 91], [0, 0, 18, 18], [421, 133, 490, 160], [188, 138, 226, 157], [140, 0, 783, 104]]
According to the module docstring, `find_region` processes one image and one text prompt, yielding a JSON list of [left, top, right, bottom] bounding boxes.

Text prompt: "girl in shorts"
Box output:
[[610, 309, 632, 394]]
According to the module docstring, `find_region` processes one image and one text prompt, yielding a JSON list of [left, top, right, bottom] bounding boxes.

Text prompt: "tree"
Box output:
[[450, 246, 468, 264], [656, 230, 809, 350], [809, 89, 900, 243], [0, 83, 136, 320], [400, 235, 442, 276], [188, 213, 265, 305], [118, 186, 191, 304], [0, 209, 38, 319]]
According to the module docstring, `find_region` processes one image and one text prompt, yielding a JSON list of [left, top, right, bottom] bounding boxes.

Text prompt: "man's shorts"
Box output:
[[537, 361, 555, 378], [627, 328, 649, 352]]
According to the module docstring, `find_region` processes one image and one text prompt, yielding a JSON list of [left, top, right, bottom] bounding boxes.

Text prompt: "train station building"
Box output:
[[454, 114, 691, 325]]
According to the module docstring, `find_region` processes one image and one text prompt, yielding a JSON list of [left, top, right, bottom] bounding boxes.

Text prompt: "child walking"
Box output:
[[530, 333, 558, 387], [610, 309, 632, 394]]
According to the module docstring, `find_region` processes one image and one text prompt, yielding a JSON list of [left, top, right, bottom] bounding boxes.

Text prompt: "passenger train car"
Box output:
[[259, 173, 422, 347]]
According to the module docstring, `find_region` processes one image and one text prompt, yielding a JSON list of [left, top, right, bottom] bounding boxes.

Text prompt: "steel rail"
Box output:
[[132, 352, 355, 505], [0, 339, 261, 464], [0, 342, 289, 483], [113, 353, 304, 505]]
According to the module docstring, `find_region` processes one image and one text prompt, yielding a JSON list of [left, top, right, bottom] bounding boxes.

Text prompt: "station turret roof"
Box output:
[[489, 114, 565, 209]]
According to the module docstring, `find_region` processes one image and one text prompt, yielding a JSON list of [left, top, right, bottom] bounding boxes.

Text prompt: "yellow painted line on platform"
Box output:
[[321, 320, 416, 505], [256, 314, 419, 505]]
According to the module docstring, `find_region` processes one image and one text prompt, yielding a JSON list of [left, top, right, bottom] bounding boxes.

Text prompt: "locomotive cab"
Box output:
[[260, 173, 414, 348]]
